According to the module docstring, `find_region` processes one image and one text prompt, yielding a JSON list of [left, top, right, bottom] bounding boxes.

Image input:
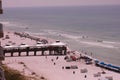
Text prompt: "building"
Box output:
[[0, 0, 4, 61], [0, 0, 4, 60], [0, 0, 5, 80], [0, 0, 3, 38], [0, 0, 3, 14], [0, 24, 3, 38]]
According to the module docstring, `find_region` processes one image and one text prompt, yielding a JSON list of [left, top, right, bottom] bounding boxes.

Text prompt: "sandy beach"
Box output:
[[1, 30, 120, 80]]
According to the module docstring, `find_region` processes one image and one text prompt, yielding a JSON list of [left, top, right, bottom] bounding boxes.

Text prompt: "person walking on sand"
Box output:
[[84, 75, 87, 78], [54, 62, 56, 65], [73, 71, 75, 74], [51, 59, 54, 62], [56, 56, 59, 60]]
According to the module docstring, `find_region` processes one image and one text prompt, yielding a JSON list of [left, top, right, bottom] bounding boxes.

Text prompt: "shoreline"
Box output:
[[1, 29, 120, 80], [3, 26, 120, 66]]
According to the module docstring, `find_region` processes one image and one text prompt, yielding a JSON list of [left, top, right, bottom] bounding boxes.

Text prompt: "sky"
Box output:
[[2, 0, 120, 8]]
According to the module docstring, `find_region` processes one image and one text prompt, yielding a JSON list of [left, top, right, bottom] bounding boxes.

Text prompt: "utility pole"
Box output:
[[0, 0, 3, 14]]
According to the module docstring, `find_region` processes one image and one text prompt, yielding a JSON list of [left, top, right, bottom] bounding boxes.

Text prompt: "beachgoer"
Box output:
[[85, 52, 87, 55], [51, 59, 54, 62], [54, 62, 56, 65], [56, 56, 59, 60], [84, 75, 87, 78], [73, 71, 75, 74]]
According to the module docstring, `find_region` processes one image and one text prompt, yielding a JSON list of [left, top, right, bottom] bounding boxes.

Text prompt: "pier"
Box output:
[[3, 44, 67, 57], [14, 32, 48, 44]]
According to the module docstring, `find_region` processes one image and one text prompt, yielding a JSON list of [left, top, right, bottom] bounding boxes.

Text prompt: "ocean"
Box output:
[[0, 5, 120, 66]]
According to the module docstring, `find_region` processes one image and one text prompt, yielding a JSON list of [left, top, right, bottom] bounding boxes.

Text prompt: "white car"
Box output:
[[36, 41, 43, 44], [19, 43, 29, 48], [35, 42, 45, 47], [4, 44, 13, 48]]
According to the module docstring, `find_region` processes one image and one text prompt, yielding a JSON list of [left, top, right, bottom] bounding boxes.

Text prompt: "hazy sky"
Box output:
[[3, 0, 120, 7]]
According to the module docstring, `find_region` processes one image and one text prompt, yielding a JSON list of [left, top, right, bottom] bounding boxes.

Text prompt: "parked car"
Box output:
[[70, 65, 78, 69], [4, 44, 13, 48], [36, 42, 44, 47], [65, 65, 78, 69], [86, 61, 92, 65], [19, 43, 29, 48]]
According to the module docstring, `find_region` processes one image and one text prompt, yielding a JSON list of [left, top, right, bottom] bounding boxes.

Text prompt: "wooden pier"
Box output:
[[3, 45, 67, 57], [14, 32, 48, 44]]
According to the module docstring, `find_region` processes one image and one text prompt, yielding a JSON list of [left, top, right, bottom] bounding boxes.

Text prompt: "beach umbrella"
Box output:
[[94, 59, 99, 63], [100, 62, 107, 66], [107, 64, 112, 67], [41, 39, 48, 44]]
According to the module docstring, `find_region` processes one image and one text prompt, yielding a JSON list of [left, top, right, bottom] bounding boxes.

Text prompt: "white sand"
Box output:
[[1, 30, 120, 80]]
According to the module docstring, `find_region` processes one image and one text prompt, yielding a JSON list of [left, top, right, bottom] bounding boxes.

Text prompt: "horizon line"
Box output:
[[3, 4, 120, 8]]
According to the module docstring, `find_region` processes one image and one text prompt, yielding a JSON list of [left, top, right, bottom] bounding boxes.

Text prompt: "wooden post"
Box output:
[[58, 47, 62, 55], [11, 51, 13, 56], [53, 47, 57, 55], [26, 47, 29, 56], [49, 50, 52, 55], [18, 51, 21, 56], [26, 51, 29, 56], [41, 50, 44, 55], [49, 46, 53, 55], [34, 50, 37, 56]]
